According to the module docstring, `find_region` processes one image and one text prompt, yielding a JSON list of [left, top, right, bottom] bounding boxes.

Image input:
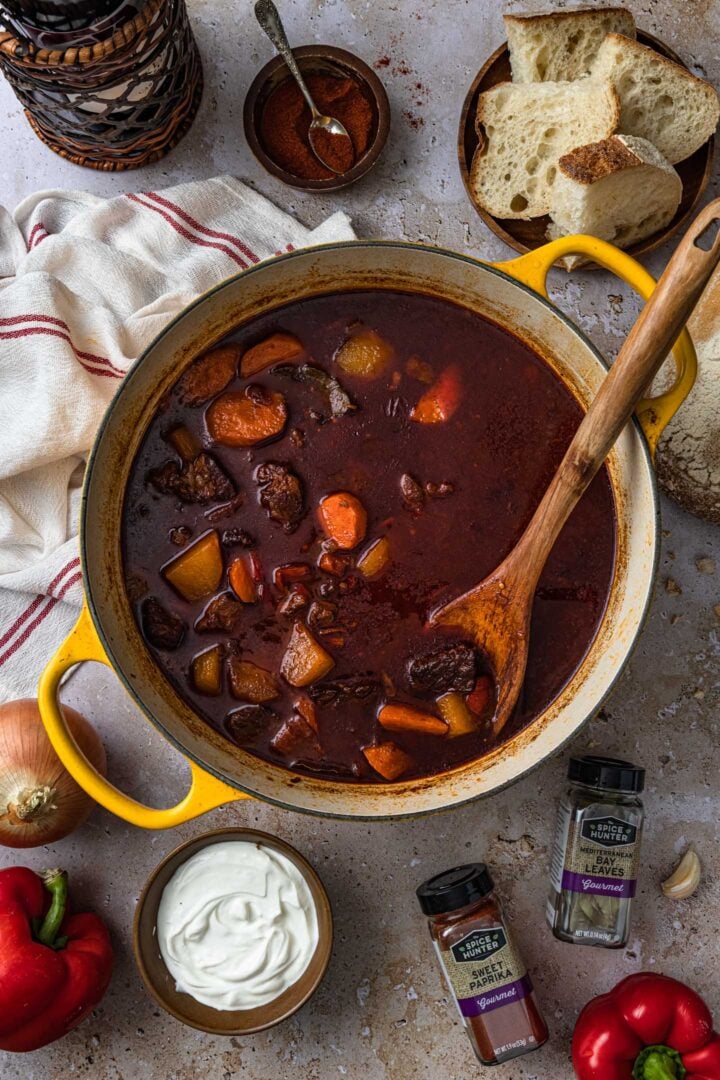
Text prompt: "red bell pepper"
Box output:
[[0, 866, 113, 1052], [573, 972, 720, 1080]]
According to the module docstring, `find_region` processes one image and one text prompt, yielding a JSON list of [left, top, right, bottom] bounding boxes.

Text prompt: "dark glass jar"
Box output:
[[417, 863, 548, 1067], [547, 754, 645, 948]]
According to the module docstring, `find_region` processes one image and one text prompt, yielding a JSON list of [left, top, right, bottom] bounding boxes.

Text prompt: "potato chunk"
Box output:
[[206, 386, 287, 447], [281, 622, 335, 687], [163, 531, 223, 602], [335, 327, 393, 379], [227, 658, 279, 703], [191, 645, 223, 696], [357, 536, 390, 578], [437, 692, 477, 737]]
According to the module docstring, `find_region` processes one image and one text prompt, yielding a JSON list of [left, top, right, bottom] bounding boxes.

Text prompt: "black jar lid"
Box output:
[[416, 863, 494, 916], [569, 754, 645, 793]]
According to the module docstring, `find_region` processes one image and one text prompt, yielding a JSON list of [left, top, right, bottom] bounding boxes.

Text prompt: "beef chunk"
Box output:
[[309, 673, 380, 707], [307, 600, 337, 631], [169, 526, 192, 546], [221, 527, 255, 548], [255, 462, 305, 533], [149, 454, 234, 505], [400, 472, 425, 514], [225, 705, 275, 745], [407, 642, 477, 694], [270, 714, 322, 758], [195, 592, 245, 633], [278, 585, 310, 616], [141, 597, 185, 650]]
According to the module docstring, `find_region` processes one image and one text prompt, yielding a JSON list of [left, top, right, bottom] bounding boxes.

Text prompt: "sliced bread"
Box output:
[[470, 80, 620, 219], [589, 33, 720, 163], [547, 135, 682, 267], [505, 7, 636, 83]]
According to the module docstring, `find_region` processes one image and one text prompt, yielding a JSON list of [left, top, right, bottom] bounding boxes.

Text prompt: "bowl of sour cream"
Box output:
[[133, 829, 333, 1034]]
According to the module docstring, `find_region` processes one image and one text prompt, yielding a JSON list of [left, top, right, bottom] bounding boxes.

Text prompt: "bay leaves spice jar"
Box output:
[[417, 863, 548, 1067], [547, 754, 645, 948]]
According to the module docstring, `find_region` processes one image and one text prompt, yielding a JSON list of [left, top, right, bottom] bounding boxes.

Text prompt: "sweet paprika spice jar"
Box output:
[[416, 864, 548, 1066]]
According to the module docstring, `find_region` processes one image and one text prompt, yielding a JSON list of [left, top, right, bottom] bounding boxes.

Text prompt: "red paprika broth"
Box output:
[[122, 291, 616, 783]]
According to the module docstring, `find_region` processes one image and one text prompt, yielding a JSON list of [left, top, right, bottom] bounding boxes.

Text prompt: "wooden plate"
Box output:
[[458, 30, 715, 263]]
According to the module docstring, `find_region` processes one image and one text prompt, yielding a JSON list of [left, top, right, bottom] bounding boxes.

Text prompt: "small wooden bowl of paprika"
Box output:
[[244, 45, 390, 191]]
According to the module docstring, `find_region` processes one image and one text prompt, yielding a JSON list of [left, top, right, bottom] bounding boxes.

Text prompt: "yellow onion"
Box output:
[[0, 699, 105, 847]]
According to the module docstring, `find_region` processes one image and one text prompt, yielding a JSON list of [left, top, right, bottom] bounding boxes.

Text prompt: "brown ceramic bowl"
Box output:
[[458, 30, 714, 264], [133, 828, 333, 1034], [244, 45, 390, 191]]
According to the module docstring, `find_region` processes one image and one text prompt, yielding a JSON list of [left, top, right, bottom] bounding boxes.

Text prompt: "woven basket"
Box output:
[[0, 0, 203, 170]]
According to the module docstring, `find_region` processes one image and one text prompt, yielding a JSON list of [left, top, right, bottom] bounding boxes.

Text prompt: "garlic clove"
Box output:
[[661, 847, 702, 900]]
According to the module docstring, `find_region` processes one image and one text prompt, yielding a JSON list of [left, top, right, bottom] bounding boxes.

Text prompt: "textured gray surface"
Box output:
[[1, 0, 720, 1077]]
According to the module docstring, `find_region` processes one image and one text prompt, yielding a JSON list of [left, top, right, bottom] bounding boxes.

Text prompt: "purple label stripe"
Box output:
[[562, 870, 636, 899], [459, 975, 533, 1018]]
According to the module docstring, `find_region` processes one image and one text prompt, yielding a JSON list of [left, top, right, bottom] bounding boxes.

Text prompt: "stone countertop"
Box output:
[[1, 0, 719, 1077]]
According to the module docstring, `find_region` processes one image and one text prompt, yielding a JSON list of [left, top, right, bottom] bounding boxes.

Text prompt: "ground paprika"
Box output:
[[260, 71, 375, 179]]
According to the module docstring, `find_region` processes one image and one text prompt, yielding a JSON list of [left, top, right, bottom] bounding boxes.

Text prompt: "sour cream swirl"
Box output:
[[157, 840, 319, 1010]]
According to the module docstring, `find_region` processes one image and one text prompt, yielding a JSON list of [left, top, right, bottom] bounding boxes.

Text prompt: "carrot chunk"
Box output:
[[162, 531, 223, 602], [228, 556, 256, 603], [281, 622, 335, 687], [317, 492, 367, 549], [467, 675, 494, 716], [410, 363, 462, 424], [363, 741, 415, 781], [437, 692, 477, 737], [335, 327, 393, 379], [241, 332, 304, 377], [227, 658, 279, 703], [191, 645, 223, 696], [167, 425, 201, 462], [378, 703, 448, 737], [357, 536, 390, 578], [206, 386, 287, 447], [179, 344, 241, 405]]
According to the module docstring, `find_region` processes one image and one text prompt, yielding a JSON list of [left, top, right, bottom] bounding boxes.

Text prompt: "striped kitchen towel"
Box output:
[[0, 176, 355, 703]]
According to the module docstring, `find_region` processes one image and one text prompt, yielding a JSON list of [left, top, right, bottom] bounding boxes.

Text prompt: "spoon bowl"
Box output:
[[255, 0, 355, 174]]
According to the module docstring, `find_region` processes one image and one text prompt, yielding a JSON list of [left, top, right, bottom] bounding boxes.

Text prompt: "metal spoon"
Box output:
[[254, 0, 355, 175]]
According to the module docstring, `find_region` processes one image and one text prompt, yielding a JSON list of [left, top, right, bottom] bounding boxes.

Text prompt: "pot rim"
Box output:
[[80, 240, 660, 819]]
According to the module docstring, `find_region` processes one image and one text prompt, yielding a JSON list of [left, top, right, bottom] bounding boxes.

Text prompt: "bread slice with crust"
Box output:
[[470, 79, 620, 219], [590, 33, 720, 162], [505, 7, 636, 83], [547, 134, 682, 268]]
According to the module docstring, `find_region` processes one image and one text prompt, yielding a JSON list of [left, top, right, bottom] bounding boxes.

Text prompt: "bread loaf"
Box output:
[[547, 134, 682, 267], [470, 80, 620, 219], [590, 33, 720, 163], [505, 7, 636, 83]]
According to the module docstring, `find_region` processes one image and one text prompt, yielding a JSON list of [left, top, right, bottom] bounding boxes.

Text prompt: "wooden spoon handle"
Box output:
[[513, 198, 720, 578]]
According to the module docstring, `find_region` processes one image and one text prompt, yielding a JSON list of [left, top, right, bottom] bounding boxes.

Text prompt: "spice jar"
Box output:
[[547, 754, 645, 948], [416, 864, 548, 1067]]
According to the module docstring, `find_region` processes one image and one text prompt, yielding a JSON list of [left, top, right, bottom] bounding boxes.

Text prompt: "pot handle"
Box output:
[[493, 233, 697, 457], [38, 605, 250, 829]]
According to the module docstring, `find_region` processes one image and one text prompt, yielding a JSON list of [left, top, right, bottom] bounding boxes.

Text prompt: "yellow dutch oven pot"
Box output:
[[38, 235, 695, 828]]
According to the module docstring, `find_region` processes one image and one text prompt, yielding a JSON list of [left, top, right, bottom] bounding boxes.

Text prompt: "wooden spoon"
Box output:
[[430, 198, 720, 735]]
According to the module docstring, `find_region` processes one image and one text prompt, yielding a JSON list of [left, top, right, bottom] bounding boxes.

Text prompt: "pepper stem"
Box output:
[[36, 868, 68, 949], [633, 1046, 686, 1080]]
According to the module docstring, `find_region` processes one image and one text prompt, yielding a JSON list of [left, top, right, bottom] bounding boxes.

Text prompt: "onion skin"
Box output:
[[0, 699, 106, 848]]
